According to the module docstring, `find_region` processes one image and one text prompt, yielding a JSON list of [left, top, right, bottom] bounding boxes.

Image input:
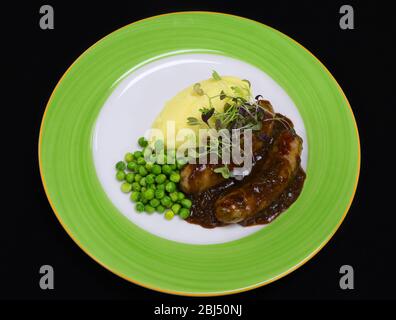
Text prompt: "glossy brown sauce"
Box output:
[[186, 114, 306, 228]]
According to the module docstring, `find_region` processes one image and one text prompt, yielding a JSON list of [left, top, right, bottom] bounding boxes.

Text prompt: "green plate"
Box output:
[[39, 12, 360, 296]]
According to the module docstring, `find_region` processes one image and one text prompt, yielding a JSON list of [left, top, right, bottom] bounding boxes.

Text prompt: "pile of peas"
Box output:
[[115, 137, 192, 220]]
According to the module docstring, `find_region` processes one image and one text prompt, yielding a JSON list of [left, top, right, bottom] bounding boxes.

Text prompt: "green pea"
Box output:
[[170, 164, 177, 170], [116, 170, 125, 181], [143, 189, 155, 200], [165, 181, 176, 193], [148, 184, 156, 190], [139, 177, 147, 187], [164, 210, 174, 220], [146, 174, 155, 184], [121, 182, 132, 193], [180, 198, 192, 209], [134, 174, 142, 182], [133, 151, 143, 159], [176, 158, 187, 169], [179, 208, 190, 219], [156, 184, 165, 191], [161, 164, 172, 176], [149, 198, 160, 207], [171, 203, 181, 214], [131, 182, 141, 192], [127, 162, 138, 171], [115, 161, 126, 171], [138, 166, 148, 176], [145, 162, 153, 172], [169, 192, 179, 202], [137, 157, 146, 165], [155, 174, 167, 184], [125, 172, 135, 183], [124, 152, 134, 163], [177, 192, 185, 201], [135, 202, 145, 212], [140, 187, 147, 193], [138, 137, 148, 148], [161, 196, 172, 208], [169, 172, 180, 183], [156, 205, 165, 214], [152, 164, 162, 175], [155, 189, 165, 199], [145, 205, 155, 214], [141, 197, 148, 204], [130, 191, 140, 202]]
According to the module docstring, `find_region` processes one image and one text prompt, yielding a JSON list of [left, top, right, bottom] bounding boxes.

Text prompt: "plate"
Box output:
[[39, 12, 360, 296]]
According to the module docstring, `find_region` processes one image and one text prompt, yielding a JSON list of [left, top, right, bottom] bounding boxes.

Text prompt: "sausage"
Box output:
[[180, 100, 275, 194], [214, 130, 303, 223]]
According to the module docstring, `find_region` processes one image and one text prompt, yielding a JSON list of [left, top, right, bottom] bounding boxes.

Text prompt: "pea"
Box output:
[[133, 151, 143, 159], [149, 198, 160, 208], [169, 172, 180, 183], [138, 166, 148, 176], [130, 191, 140, 202], [170, 164, 177, 170], [138, 137, 148, 148], [156, 184, 165, 191], [121, 182, 132, 193], [171, 203, 181, 215], [146, 174, 155, 184], [145, 162, 153, 172], [127, 162, 138, 171], [180, 198, 192, 209], [152, 164, 162, 175], [155, 189, 165, 199], [137, 157, 146, 165], [177, 192, 185, 201], [169, 192, 178, 202], [124, 152, 134, 163], [165, 181, 176, 193], [143, 189, 155, 200], [116, 170, 125, 181], [161, 164, 172, 176], [134, 174, 142, 182], [145, 205, 155, 214], [135, 202, 145, 212], [156, 205, 165, 213], [161, 196, 172, 208], [177, 158, 187, 169], [141, 197, 148, 204], [155, 174, 167, 184], [139, 177, 147, 187], [125, 172, 135, 183], [179, 208, 190, 219], [164, 210, 174, 220], [148, 184, 156, 190], [115, 161, 126, 171], [141, 187, 147, 193], [131, 182, 141, 192]]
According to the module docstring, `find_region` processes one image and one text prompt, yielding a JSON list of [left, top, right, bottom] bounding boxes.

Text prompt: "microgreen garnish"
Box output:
[[199, 107, 215, 125], [187, 117, 200, 126], [212, 70, 222, 80], [214, 165, 231, 179], [242, 79, 251, 88], [193, 83, 204, 96]]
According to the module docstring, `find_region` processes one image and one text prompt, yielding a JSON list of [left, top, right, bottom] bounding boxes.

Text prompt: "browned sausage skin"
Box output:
[[180, 100, 275, 194], [215, 129, 303, 223]]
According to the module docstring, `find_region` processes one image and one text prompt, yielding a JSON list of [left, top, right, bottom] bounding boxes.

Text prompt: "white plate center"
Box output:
[[92, 53, 307, 244]]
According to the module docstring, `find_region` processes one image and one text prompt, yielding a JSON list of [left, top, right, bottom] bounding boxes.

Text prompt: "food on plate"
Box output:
[[114, 71, 306, 227]]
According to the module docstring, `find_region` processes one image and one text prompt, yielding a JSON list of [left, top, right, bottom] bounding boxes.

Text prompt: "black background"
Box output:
[[2, 0, 395, 307]]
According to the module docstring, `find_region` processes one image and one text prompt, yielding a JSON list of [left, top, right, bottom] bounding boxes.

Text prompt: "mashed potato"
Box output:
[[150, 76, 250, 148]]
